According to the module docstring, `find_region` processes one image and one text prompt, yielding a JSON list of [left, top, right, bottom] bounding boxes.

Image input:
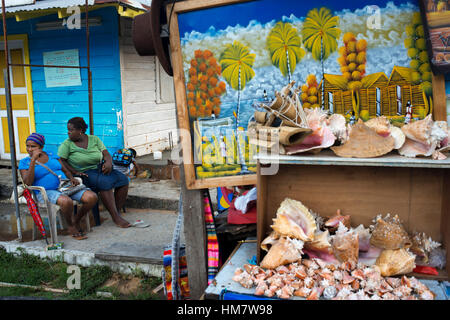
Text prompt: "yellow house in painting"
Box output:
[[316, 66, 430, 119]]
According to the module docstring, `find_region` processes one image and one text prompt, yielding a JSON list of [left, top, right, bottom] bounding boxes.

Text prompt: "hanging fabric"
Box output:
[[204, 190, 219, 285]]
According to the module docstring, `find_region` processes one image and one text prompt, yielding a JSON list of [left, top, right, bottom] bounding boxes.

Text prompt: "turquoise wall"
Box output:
[[1, 6, 124, 155]]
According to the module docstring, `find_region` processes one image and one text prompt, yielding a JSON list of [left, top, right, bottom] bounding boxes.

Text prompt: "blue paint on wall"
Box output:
[[1, 7, 124, 155]]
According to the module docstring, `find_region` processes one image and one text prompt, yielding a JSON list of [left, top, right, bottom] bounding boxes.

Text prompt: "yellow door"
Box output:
[[0, 35, 35, 160]]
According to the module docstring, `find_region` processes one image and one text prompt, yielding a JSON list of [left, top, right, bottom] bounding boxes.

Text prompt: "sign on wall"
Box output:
[[4, 0, 35, 8], [169, 0, 434, 190], [43, 49, 82, 88]]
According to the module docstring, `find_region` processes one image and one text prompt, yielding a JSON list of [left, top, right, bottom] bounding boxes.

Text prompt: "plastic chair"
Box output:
[[21, 186, 91, 244]]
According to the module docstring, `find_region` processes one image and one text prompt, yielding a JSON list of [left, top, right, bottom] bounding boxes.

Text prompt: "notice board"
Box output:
[[43, 49, 82, 88]]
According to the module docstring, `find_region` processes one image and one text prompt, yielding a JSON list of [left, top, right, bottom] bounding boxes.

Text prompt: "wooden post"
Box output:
[[432, 73, 447, 121], [180, 165, 208, 299]]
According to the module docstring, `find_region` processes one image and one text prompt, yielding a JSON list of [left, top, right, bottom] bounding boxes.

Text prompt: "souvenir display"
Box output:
[[231, 198, 442, 300]]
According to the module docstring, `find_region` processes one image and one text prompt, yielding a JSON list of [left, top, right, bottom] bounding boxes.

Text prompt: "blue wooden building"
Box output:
[[0, 0, 177, 161]]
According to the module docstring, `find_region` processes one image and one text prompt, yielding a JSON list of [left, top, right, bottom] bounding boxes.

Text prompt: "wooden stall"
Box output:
[[256, 151, 450, 280]]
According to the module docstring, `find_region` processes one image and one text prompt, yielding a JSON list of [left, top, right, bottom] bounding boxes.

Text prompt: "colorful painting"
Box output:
[[174, 0, 434, 184], [420, 0, 450, 73]]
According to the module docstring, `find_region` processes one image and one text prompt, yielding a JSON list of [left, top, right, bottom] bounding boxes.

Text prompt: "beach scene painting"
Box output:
[[176, 0, 433, 180]]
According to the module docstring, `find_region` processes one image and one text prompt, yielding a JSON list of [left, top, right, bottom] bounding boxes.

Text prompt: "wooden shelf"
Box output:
[[255, 150, 450, 169], [256, 152, 450, 280]]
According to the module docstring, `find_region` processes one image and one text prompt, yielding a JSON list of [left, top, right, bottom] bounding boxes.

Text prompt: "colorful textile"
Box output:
[[204, 194, 219, 285], [22, 189, 47, 241], [162, 245, 190, 300], [26, 133, 45, 146]]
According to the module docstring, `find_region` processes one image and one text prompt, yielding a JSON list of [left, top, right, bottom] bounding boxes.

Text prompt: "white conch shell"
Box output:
[[328, 114, 348, 143], [260, 237, 304, 270], [271, 198, 317, 242], [331, 222, 359, 264], [354, 224, 372, 252], [430, 121, 448, 146], [375, 249, 416, 277], [390, 126, 406, 149]]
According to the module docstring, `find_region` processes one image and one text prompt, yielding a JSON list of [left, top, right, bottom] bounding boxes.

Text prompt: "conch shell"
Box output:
[[284, 108, 336, 155], [331, 120, 395, 158], [409, 232, 441, 264], [327, 113, 348, 143], [401, 115, 434, 145], [271, 198, 317, 242], [365, 116, 391, 137], [375, 249, 416, 277], [370, 214, 411, 250], [324, 209, 351, 232], [398, 115, 447, 158], [331, 223, 359, 264], [354, 224, 371, 252], [261, 231, 280, 252], [260, 237, 304, 270], [390, 126, 406, 149], [304, 229, 333, 254]]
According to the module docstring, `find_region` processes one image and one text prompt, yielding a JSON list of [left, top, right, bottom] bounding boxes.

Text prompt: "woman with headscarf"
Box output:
[[58, 117, 131, 228], [19, 133, 98, 240]]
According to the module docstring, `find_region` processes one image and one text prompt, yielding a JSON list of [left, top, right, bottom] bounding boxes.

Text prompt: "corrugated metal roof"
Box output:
[[3, 0, 148, 13]]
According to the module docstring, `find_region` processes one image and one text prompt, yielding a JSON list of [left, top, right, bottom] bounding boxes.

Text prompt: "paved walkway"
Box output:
[[0, 167, 217, 276]]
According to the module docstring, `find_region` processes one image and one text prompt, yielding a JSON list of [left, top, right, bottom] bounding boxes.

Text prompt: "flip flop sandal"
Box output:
[[132, 220, 150, 228], [72, 233, 88, 240]]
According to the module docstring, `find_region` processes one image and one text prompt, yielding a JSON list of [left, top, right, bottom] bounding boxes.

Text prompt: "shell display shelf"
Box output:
[[255, 150, 450, 280]]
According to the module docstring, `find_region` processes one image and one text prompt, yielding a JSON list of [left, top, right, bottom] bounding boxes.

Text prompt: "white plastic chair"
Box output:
[[17, 185, 91, 244]]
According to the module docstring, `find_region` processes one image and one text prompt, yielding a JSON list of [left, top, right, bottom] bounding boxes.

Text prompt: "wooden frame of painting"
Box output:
[[167, 0, 449, 190], [168, 0, 257, 190]]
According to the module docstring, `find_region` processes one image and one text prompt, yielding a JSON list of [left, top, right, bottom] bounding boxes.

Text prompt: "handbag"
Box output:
[[112, 149, 133, 167], [36, 160, 87, 196]]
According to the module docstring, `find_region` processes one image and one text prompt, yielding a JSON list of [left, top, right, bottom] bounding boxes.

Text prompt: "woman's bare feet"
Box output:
[[112, 214, 131, 228]]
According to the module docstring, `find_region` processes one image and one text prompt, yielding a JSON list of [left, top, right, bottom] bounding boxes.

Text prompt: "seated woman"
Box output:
[[19, 133, 98, 240], [58, 117, 131, 228]]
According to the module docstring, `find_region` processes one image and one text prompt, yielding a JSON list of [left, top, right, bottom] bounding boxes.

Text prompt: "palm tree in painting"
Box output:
[[267, 21, 305, 83], [219, 40, 256, 130], [219, 41, 255, 174], [302, 7, 340, 109]]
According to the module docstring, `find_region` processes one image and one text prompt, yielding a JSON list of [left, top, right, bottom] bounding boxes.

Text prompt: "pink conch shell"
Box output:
[[370, 214, 411, 250], [398, 138, 435, 158], [261, 231, 280, 252], [331, 223, 359, 264], [284, 108, 336, 155], [271, 198, 317, 242], [365, 116, 391, 137], [331, 120, 395, 158], [401, 115, 433, 145], [324, 209, 351, 231], [304, 230, 333, 254], [260, 237, 304, 270], [375, 249, 416, 277]]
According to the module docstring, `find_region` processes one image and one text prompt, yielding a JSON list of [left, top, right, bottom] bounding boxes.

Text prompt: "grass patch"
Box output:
[[0, 247, 164, 300]]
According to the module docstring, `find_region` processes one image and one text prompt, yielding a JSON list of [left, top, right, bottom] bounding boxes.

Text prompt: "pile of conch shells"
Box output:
[[254, 83, 450, 160], [232, 198, 441, 300]]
